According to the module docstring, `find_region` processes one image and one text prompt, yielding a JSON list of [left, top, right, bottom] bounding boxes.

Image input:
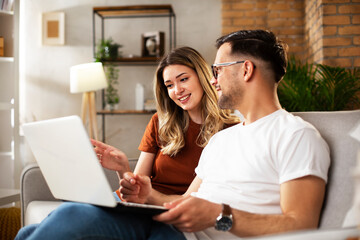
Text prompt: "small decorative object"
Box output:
[[95, 38, 122, 61], [42, 12, 65, 45], [135, 83, 144, 110], [144, 99, 156, 111], [0, 37, 4, 56], [104, 64, 120, 111], [141, 31, 165, 57]]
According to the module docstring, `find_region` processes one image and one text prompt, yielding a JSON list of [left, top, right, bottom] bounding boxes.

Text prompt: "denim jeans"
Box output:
[[15, 202, 186, 240]]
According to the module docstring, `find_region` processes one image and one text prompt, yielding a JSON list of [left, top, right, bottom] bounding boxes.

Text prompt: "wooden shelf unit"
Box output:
[[93, 5, 174, 18], [93, 5, 176, 142], [99, 56, 160, 65], [97, 109, 156, 143], [97, 109, 156, 115], [92, 4, 176, 65], [0, 0, 20, 189]]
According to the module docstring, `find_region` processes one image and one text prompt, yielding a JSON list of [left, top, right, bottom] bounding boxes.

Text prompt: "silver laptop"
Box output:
[[22, 115, 167, 214]]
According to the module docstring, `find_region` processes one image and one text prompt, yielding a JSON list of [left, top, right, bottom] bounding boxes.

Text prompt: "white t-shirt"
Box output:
[[186, 109, 330, 240]]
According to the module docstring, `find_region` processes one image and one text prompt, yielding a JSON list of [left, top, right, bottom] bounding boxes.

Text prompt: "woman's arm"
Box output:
[[91, 139, 130, 178], [146, 176, 202, 205], [133, 151, 156, 176], [117, 151, 156, 203], [116, 151, 155, 185], [120, 173, 202, 205]]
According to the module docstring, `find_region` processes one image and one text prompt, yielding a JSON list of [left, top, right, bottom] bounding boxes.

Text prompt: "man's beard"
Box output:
[[218, 87, 241, 110], [218, 93, 235, 110]]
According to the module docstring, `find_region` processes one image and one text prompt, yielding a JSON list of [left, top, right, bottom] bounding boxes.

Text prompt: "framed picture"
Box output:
[[141, 31, 165, 57], [42, 12, 65, 45]]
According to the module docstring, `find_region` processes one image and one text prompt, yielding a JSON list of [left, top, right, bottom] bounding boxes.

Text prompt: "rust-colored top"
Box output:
[[138, 113, 203, 195]]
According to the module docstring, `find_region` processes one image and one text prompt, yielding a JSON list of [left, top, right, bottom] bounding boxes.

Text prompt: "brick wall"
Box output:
[[222, 0, 360, 68], [222, 0, 306, 59], [320, 0, 360, 68], [304, 0, 323, 63]]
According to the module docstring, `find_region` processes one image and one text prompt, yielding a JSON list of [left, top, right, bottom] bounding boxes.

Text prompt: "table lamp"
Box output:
[[70, 62, 107, 140]]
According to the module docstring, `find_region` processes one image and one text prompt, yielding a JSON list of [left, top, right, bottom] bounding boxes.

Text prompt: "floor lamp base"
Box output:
[[81, 91, 99, 140]]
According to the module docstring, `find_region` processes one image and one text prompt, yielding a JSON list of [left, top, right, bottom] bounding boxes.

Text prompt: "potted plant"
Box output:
[[104, 63, 120, 111], [94, 38, 122, 111], [95, 37, 123, 61], [278, 56, 360, 111]]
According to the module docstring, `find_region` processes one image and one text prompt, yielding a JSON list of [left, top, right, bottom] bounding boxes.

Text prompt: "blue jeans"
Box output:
[[15, 202, 186, 240]]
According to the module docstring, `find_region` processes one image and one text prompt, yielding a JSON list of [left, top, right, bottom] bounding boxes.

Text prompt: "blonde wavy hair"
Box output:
[[154, 47, 239, 156]]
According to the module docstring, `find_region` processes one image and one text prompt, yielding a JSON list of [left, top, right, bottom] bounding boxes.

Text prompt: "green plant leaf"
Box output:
[[278, 55, 360, 111], [104, 64, 120, 105]]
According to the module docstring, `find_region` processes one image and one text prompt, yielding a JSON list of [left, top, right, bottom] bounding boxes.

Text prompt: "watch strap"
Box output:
[[223, 204, 232, 216]]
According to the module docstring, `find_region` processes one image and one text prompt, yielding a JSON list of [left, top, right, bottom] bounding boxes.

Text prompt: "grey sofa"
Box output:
[[20, 110, 360, 238]]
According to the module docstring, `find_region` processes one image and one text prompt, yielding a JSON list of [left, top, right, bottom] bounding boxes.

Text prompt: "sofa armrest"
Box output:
[[20, 163, 56, 226], [242, 227, 359, 240]]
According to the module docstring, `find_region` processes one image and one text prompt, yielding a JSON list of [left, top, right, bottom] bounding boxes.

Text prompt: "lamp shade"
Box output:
[[70, 62, 108, 93]]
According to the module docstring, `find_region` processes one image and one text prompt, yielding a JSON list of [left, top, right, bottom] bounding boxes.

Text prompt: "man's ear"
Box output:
[[243, 60, 255, 82]]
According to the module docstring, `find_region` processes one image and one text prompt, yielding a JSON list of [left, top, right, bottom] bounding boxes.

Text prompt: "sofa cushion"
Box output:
[[294, 110, 360, 228], [25, 201, 63, 226]]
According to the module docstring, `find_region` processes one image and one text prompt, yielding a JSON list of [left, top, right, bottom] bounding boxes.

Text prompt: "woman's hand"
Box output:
[[119, 172, 152, 204], [91, 139, 131, 177]]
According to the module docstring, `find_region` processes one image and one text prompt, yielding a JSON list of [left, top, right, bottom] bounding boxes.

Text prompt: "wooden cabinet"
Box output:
[[0, 0, 20, 188], [92, 5, 176, 142]]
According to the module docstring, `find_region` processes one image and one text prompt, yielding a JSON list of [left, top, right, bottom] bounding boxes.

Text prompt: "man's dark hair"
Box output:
[[216, 30, 288, 83]]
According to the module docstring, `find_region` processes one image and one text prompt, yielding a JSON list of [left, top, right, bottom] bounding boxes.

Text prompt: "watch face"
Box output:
[[215, 215, 233, 231]]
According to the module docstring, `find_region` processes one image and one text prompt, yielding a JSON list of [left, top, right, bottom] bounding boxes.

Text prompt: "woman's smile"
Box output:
[[178, 94, 191, 104]]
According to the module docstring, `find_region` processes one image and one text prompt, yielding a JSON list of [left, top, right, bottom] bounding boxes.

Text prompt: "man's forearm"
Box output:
[[229, 209, 318, 237]]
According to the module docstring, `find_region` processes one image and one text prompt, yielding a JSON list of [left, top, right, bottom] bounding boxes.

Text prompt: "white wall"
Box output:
[[19, 0, 222, 165]]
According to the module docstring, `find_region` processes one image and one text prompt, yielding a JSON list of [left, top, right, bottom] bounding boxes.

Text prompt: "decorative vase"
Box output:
[[106, 103, 118, 111], [104, 45, 119, 60]]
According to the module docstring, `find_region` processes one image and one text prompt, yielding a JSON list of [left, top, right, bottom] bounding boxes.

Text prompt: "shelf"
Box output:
[[0, 10, 14, 16], [0, 189, 20, 206], [0, 102, 13, 110], [97, 109, 155, 115], [93, 5, 174, 18], [92, 4, 176, 65], [101, 56, 160, 65], [0, 151, 12, 156], [0, 57, 14, 62]]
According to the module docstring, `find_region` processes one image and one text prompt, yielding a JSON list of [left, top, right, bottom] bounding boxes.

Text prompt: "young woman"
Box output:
[[92, 46, 239, 205]]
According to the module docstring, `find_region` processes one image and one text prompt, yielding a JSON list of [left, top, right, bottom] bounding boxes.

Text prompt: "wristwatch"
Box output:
[[215, 203, 233, 231]]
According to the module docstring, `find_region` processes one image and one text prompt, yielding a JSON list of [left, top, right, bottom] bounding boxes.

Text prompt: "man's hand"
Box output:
[[153, 196, 221, 232], [119, 172, 152, 204]]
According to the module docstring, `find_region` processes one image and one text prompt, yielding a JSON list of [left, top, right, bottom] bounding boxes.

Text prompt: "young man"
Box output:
[[16, 30, 330, 240], [151, 29, 330, 239]]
